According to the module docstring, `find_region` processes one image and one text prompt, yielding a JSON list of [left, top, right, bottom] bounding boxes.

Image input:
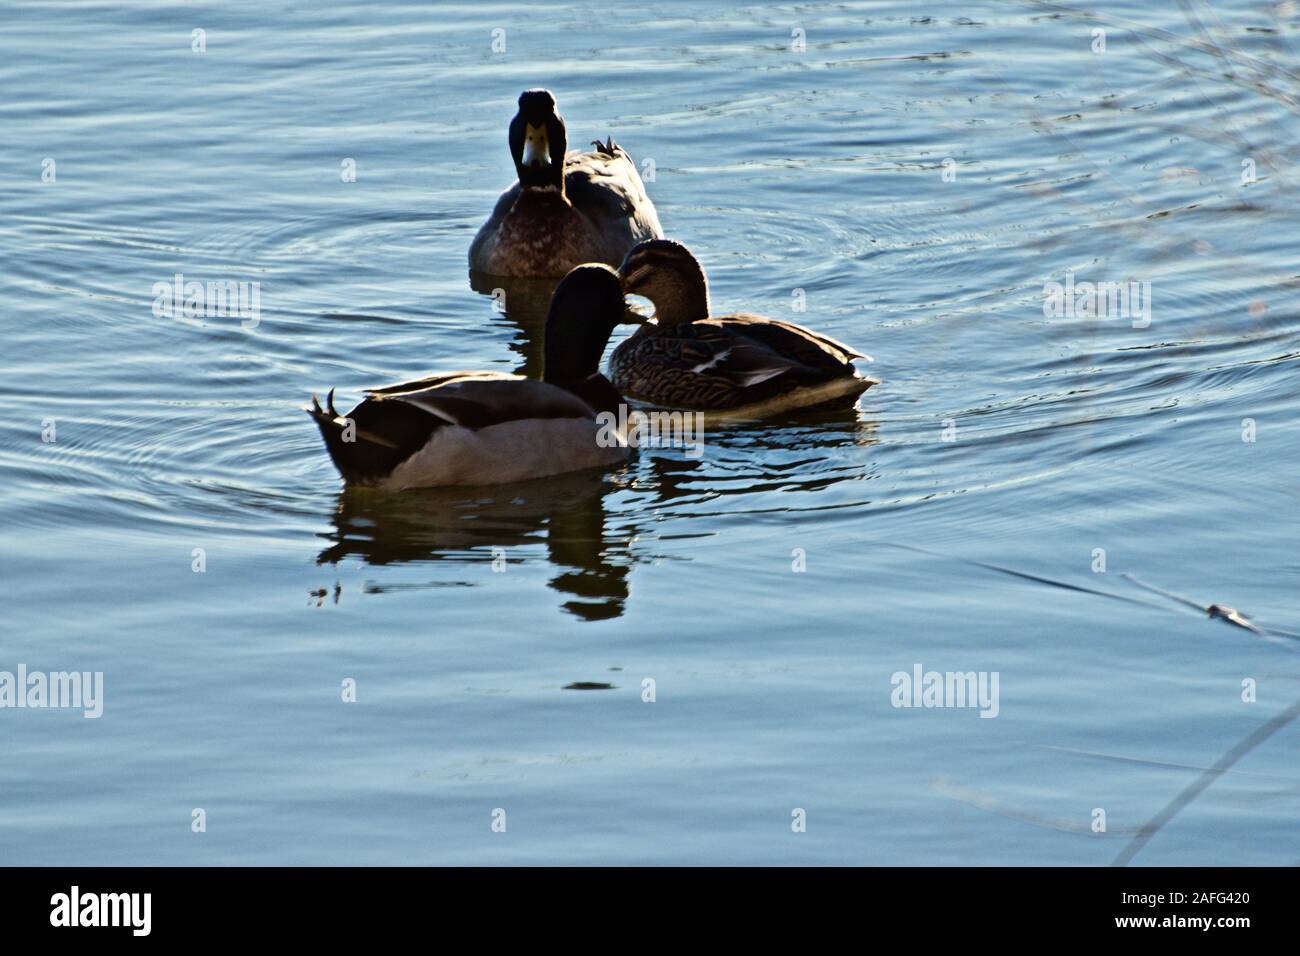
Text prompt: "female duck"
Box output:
[[307, 266, 632, 490], [611, 240, 877, 414], [469, 89, 663, 278]]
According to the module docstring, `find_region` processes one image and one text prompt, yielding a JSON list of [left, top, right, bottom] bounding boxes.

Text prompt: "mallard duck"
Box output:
[[469, 89, 663, 278], [610, 240, 878, 414], [307, 265, 632, 490]]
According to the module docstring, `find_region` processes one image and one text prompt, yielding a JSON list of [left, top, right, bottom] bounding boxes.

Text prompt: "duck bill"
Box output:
[[521, 123, 551, 168]]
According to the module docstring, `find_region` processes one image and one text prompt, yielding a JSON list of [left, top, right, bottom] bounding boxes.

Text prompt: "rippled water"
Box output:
[[3, 1, 1298, 865]]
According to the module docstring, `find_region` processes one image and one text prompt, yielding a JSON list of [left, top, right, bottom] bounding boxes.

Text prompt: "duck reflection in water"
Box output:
[[314, 399, 878, 620], [317, 468, 638, 621], [637, 404, 880, 504]]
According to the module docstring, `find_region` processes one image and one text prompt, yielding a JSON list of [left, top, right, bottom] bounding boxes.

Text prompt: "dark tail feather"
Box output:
[[305, 391, 436, 485], [305, 391, 383, 485]]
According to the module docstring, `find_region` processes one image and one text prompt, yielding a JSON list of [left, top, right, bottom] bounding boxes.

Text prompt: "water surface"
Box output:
[[2, 0, 1299, 865]]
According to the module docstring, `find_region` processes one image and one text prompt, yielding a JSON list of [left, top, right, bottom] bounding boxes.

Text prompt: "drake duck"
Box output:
[[469, 89, 663, 278], [307, 265, 632, 490], [610, 240, 878, 415]]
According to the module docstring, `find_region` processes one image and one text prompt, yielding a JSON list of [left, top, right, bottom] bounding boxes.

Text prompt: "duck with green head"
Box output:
[[469, 89, 663, 278], [306, 265, 634, 489]]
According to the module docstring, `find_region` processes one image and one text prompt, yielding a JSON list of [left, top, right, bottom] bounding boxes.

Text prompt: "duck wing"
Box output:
[[709, 313, 871, 371], [564, 142, 663, 255], [366, 372, 596, 428], [613, 324, 822, 408]]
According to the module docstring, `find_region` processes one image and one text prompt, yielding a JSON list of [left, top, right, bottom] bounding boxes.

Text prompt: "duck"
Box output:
[[610, 239, 878, 414], [469, 89, 663, 278], [306, 265, 633, 490]]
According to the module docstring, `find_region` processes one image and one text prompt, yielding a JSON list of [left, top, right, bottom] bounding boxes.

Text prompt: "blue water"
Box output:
[[2, 0, 1298, 865]]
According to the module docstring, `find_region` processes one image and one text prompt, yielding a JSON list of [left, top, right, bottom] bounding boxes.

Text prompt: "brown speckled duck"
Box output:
[[307, 266, 633, 489], [610, 240, 878, 415], [469, 89, 663, 278]]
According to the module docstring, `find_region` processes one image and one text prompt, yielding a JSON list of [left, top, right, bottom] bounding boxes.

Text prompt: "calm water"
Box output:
[[2, 1, 1298, 865]]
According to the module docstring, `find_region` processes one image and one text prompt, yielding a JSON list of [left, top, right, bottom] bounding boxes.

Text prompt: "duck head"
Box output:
[[617, 239, 711, 327], [510, 89, 568, 191], [543, 264, 629, 386]]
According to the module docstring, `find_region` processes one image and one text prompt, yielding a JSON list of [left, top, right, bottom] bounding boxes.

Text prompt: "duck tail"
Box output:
[[306, 389, 372, 484], [305, 389, 425, 485]]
